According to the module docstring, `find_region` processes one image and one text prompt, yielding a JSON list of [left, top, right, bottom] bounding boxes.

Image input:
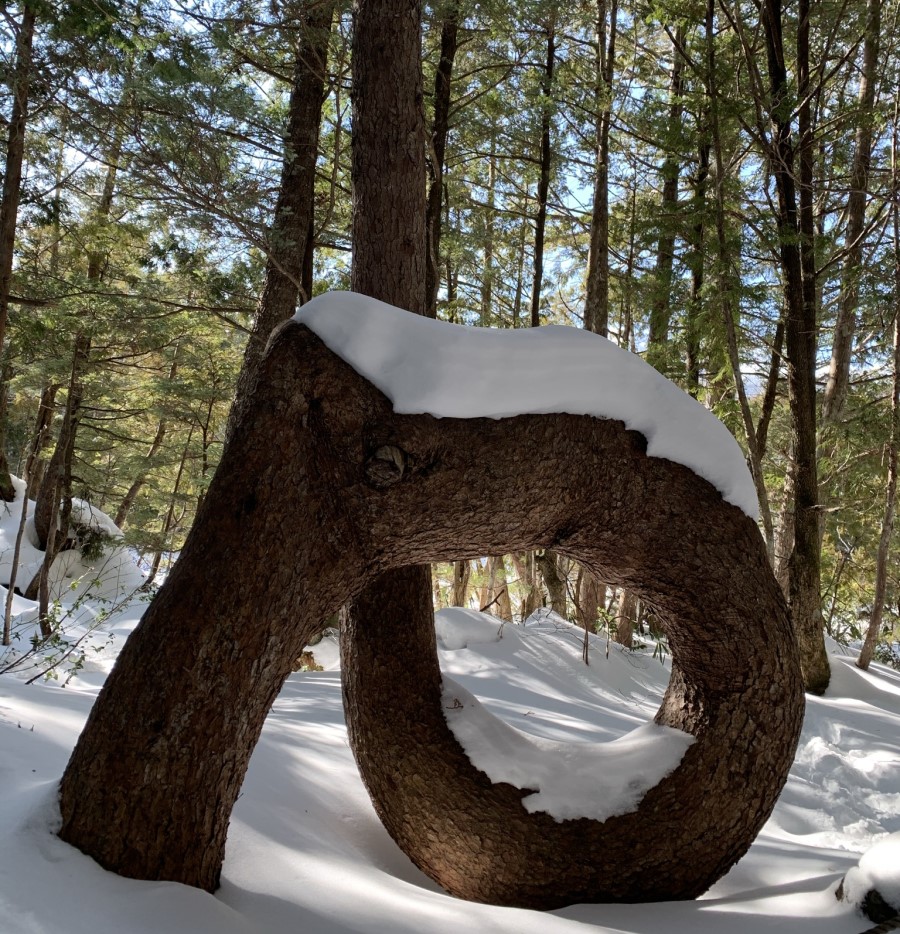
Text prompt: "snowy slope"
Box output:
[[0, 608, 896, 933], [295, 292, 759, 518]]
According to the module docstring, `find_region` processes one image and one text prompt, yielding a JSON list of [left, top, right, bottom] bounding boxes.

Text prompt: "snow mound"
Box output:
[[295, 291, 758, 518], [838, 832, 900, 921], [435, 606, 504, 650], [442, 676, 694, 821]]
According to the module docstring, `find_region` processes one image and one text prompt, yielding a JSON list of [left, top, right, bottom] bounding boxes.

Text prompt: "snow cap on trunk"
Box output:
[[296, 291, 758, 519]]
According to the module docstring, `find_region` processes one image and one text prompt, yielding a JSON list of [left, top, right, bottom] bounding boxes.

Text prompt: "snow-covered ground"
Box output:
[[0, 296, 896, 931], [1, 598, 898, 933]]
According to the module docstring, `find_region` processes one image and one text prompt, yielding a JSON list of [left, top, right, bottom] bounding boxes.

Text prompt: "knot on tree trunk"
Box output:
[[365, 444, 407, 487]]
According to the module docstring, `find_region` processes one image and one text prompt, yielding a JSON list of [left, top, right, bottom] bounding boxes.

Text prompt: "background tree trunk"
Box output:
[[425, 6, 459, 319], [450, 559, 470, 606], [0, 3, 36, 501], [760, 0, 829, 693], [529, 21, 555, 329], [229, 3, 334, 427], [646, 28, 685, 370], [821, 0, 883, 423], [583, 0, 616, 336], [857, 92, 900, 671]]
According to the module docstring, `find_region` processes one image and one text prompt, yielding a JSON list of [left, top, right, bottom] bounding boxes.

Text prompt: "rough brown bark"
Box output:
[[229, 4, 333, 428], [346, 0, 433, 728], [351, 0, 425, 312], [59, 323, 804, 903], [575, 565, 604, 633]]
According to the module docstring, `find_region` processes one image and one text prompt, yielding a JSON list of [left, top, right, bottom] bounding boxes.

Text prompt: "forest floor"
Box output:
[[1, 543, 898, 934]]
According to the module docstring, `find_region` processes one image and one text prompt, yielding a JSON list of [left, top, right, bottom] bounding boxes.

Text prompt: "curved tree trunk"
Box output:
[[58, 322, 804, 902]]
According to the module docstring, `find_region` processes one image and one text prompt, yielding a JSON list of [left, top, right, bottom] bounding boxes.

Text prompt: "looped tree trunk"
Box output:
[[58, 321, 804, 906]]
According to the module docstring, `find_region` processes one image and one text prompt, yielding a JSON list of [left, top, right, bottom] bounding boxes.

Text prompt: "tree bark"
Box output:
[[613, 587, 636, 648], [646, 28, 685, 370], [450, 559, 470, 606], [59, 322, 804, 903], [480, 135, 496, 326], [821, 0, 882, 423], [583, 0, 617, 337], [535, 549, 566, 617], [760, 0, 829, 693], [0, 3, 36, 501], [425, 6, 459, 319], [685, 125, 709, 397], [0, 364, 17, 502], [575, 565, 604, 633], [529, 21, 555, 329], [858, 93, 900, 671]]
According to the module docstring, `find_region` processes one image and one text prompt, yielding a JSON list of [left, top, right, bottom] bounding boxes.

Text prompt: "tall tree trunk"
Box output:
[[535, 549, 566, 617], [27, 90, 129, 603], [575, 565, 604, 633], [821, 0, 883, 423], [0, 364, 16, 501], [583, 0, 616, 336], [450, 559, 470, 606], [480, 135, 496, 326], [529, 21, 555, 328], [760, 0, 829, 692], [27, 336, 89, 612], [144, 427, 194, 590], [858, 93, 900, 671], [346, 0, 433, 765], [706, 0, 774, 560], [685, 131, 710, 397], [229, 3, 334, 427], [613, 588, 636, 648], [425, 6, 459, 319], [24, 383, 58, 494], [647, 27, 685, 369], [0, 3, 36, 501], [756, 318, 785, 458], [512, 198, 528, 328]]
